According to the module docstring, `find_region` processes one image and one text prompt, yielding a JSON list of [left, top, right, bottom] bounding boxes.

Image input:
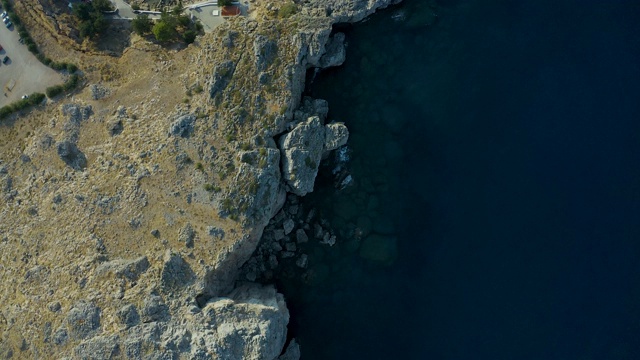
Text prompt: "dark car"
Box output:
[[2, 56, 9, 64], [5, 21, 11, 29]]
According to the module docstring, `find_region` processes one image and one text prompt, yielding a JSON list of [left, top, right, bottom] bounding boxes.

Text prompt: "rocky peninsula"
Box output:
[[0, 0, 399, 358]]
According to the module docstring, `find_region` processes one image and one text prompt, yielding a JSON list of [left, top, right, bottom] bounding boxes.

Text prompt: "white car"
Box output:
[[1, 12, 7, 19], [21, 95, 29, 100], [2, 17, 8, 24]]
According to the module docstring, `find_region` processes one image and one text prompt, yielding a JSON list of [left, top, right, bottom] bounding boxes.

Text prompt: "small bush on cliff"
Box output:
[[153, 20, 176, 42], [0, 93, 46, 120], [152, 10, 199, 43], [132, 14, 153, 35], [72, 1, 112, 39], [278, 2, 298, 18]]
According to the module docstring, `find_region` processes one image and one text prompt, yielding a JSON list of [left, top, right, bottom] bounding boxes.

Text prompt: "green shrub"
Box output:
[[218, 0, 233, 6], [91, 0, 115, 12], [64, 75, 80, 91], [73, 1, 111, 39], [0, 92, 46, 120], [132, 14, 153, 35], [8, 12, 20, 25], [278, 2, 297, 18], [183, 29, 197, 44], [152, 20, 175, 42], [0, 106, 12, 120], [51, 62, 65, 71], [27, 43, 38, 54], [66, 63, 78, 73], [28, 93, 45, 105], [46, 85, 64, 98]]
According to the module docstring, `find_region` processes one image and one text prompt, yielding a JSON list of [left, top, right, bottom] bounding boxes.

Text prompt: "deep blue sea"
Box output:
[[278, 0, 640, 358]]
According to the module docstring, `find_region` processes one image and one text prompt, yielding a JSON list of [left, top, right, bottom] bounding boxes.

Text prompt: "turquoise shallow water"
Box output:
[[276, 0, 640, 359]]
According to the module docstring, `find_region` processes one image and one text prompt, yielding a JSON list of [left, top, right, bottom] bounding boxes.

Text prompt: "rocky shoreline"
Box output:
[[0, 0, 400, 358]]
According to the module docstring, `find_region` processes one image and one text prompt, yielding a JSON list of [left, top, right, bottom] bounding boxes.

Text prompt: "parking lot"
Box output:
[[0, 14, 63, 107]]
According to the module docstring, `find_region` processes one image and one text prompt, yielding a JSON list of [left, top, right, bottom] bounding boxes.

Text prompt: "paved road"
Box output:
[[0, 22, 63, 107], [188, 5, 225, 32], [109, 0, 225, 33]]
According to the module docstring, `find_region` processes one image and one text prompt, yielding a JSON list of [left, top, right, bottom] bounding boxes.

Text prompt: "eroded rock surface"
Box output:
[[0, 0, 398, 358]]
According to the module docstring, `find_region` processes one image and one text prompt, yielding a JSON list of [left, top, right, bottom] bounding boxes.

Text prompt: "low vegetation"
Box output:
[[132, 14, 153, 36], [0, 93, 46, 120], [71, 0, 114, 39], [278, 2, 298, 18], [45, 75, 80, 99], [133, 5, 202, 44]]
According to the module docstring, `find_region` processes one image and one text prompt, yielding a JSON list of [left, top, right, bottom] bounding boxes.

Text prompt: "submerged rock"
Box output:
[[359, 234, 398, 265], [278, 339, 301, 360]]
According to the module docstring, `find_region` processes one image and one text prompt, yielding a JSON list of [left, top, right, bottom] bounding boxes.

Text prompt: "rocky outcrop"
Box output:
[[210, 60, 236, 99], [279, 340, 301, 360], [319, 32, 346, 68], [60, 284, 289, 359], [199, 284, 289, 360], [279, 117, 349, 196], [0, 0, 398, 358], [303, 0, 402, 23], [279, 116, 325, 196], [56, 140, 87, 170], [324, 121, 349, 152], [169, 114, 196, 138]]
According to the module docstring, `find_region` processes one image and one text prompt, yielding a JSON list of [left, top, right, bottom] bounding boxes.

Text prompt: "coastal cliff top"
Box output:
[[0, 0, 399, 358]]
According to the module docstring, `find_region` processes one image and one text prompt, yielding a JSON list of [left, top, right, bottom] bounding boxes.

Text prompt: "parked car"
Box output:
[[2, 17, 8, 24], [5, 21, 11, 29], [21, 95, 28, 100], [1, 11, 7, 19], [2, 56, 9, 64]]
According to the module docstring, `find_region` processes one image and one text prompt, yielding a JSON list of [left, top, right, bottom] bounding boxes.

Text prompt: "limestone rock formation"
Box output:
[[279, 117, 349, 196], [199, 284, 290, 360], [324, 121, 350, 152], [0, 0, 399, 358], [278, 339, 301, 360], [279, 116, 325, 196], [169, 114, 196, 138], [319, 32, 347, 68], [56, 140, 87, 170]]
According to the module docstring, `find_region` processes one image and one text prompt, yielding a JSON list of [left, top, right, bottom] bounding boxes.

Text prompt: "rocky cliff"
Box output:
[[0, 0, 400, 358]]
